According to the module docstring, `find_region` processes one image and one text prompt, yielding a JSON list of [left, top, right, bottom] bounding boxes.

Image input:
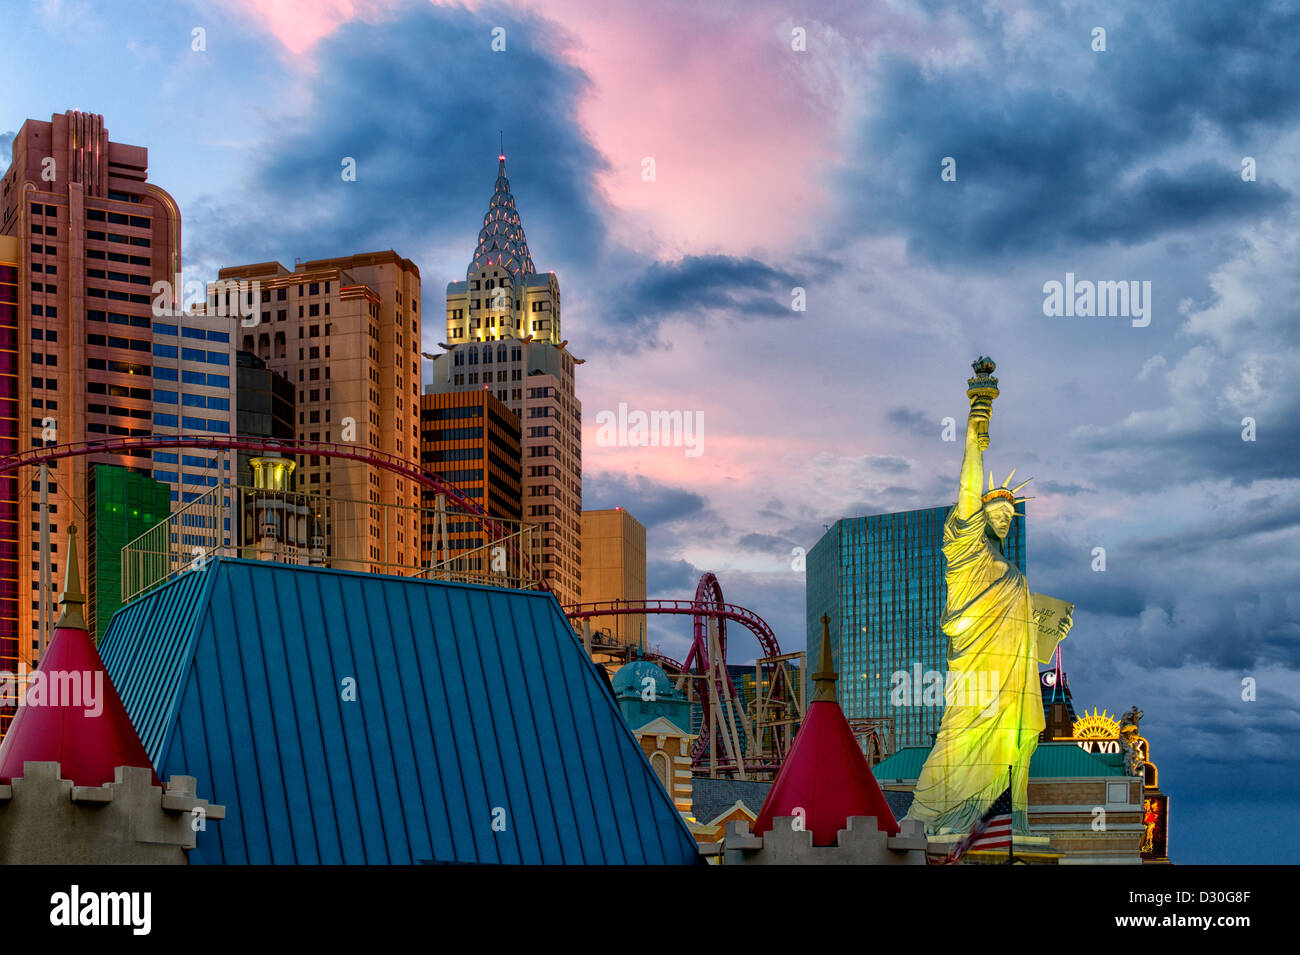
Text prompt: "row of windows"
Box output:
[[152, 471, 219, 487], [422, 447, 482, 462], [422, 405, 481, 421], [151, 390, 229, 410], [86, 286, 151, 305], [152, 344, 229, 365], [86, 267, 150, 285], [86, 209, 150, 228], [454, 345, 524, 366], [88, 309, 150, 328], [149, 367, 230, 388], [153, 453, 225, 469], [87, 249, 150, 267], [151, 323, 229, 343], [86, 230, 150, 247], [151, 413, 230, 433], [87, 334, 149, 353]]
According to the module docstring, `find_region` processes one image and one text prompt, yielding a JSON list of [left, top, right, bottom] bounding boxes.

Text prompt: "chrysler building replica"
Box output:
[[427, 151, 583, 606]]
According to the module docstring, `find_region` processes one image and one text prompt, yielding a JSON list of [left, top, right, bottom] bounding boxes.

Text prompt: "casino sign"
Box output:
[[1065, 707, 1169, 861], [1071, 708, 1125, 755]]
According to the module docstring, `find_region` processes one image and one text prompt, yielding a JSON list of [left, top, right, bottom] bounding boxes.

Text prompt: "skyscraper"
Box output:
[[215, 251, 423, 573], [805, 504, 1027, 753], [0, 235, 20, 693], [428, 154, 583, 606], [0, 110, 201, 668]]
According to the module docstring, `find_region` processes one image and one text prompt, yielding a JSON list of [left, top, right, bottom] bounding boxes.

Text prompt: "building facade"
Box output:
[[147, 307, 234, 505], [0, 110, 187, 671], [428, 155, 583, 606], [85, 463, 171, 640], [0, 235, 20, 696], [579, 508, 646, 645], [418, 388, 522, 572], [216, 252, 423, 574], [234, 349, 295, 487], [806, 504, 1027, 754]]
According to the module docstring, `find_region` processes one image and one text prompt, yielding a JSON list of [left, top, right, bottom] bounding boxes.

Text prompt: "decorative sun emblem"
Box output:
[[1072, 707, 1121, 739]]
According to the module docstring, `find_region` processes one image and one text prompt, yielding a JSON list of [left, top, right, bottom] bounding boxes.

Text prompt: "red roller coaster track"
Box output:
[[564, 572, 794, 773], [0, 435, 541, 584]]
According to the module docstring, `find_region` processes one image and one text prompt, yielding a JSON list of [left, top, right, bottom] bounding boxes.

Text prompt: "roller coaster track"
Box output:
[[1, 435, 542, 585], [564, 572, 797, 775]]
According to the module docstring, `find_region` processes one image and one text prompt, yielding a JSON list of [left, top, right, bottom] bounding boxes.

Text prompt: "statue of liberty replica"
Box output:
[[905, 357, 1073, 842]]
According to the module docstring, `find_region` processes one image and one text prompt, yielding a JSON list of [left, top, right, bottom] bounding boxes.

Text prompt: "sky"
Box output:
[[2, 0, 1297, 864]]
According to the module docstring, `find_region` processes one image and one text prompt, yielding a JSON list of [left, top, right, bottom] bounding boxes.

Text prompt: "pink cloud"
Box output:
[[219, 0, 863, 256]]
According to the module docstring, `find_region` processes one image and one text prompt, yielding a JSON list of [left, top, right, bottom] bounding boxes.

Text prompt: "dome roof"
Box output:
[[612, 660, 681, 700]]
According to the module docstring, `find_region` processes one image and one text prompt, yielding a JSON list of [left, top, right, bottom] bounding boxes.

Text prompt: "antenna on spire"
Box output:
[[498, 130, 505, 163]]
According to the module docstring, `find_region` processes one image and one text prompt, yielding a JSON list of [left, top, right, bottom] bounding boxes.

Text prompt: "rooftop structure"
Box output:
[[99, 557, 701, 864]]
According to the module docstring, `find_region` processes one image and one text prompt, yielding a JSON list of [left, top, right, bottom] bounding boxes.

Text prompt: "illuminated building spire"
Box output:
[[469, 143, 535, 282]]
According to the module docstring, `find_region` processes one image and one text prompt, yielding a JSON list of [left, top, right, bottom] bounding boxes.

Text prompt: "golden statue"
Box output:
[[905, 357, 1073, 837]]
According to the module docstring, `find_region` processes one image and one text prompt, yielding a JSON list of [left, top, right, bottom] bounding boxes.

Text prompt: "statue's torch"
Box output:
[[966, 356, 999, 444]]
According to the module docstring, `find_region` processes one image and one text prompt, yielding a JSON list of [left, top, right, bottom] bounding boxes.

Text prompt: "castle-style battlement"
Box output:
[[723, 816, 928, 865], [0, 762, 225, 864]]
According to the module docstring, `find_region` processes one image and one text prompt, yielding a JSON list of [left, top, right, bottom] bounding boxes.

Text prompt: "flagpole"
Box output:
[[1007, 764, 1015, 865]]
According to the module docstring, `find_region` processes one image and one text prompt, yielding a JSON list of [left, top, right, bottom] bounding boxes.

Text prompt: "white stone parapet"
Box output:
[[0, 762, 225, 864], [723, 816, 928, 865]]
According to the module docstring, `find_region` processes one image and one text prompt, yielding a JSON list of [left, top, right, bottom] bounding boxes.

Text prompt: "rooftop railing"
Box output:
[[121, 482, 541, 604]]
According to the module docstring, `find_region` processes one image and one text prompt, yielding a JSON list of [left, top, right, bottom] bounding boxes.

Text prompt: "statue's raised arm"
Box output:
[[956, 357, 998, 520]]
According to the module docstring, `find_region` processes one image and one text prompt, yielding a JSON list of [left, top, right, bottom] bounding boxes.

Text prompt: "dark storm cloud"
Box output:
[[838, 0, 1296, 263], [186, 2, 607, 273], [885, 406, 935, 438], [736, 531, 797, 553], [1084, 409, 1300, 488], [1131, 495, 1300, 556], [1037, 480, 1096, 496], [582, 471, 707, 526], [646, 557, 703, 597], [612, 255, 802, 329]]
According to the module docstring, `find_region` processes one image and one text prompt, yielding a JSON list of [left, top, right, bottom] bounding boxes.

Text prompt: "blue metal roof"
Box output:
[[99, 558, 701, 864]]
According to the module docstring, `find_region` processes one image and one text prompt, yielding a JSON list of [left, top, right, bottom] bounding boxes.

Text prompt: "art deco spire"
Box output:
[[468, 148, 535, 281]]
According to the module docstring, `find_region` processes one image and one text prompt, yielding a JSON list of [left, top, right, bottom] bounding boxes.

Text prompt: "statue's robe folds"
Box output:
[[905, 506, 1044, 836]]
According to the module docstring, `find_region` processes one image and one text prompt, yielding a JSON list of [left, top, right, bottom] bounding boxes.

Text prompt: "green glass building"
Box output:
[[806, 504, 1026, 753], [86, 464, 171, 641]]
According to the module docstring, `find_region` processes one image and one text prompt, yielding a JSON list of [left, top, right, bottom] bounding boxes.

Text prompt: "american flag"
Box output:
[[942, 787, 1013, 864]]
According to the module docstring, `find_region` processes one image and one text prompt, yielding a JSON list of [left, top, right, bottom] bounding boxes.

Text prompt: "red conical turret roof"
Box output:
[[752, 615, 898, 845], [0, 525, 159, 787]]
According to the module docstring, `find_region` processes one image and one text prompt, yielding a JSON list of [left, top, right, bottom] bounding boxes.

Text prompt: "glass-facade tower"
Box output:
[[806, 504, 1026, 753]]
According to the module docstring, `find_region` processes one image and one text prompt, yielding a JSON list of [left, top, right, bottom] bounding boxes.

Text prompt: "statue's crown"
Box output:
[[982, 468, 1033, 509]]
